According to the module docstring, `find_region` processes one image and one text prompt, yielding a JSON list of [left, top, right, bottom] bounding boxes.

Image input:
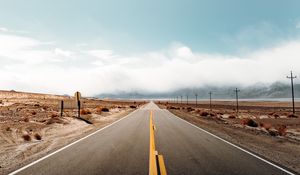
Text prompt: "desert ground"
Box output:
[[157, 100, 300, 173], [0, 90, 144, 174]]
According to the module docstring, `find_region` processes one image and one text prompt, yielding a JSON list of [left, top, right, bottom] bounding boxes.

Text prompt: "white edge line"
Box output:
[[9, 109, 138, 175], [165, 109, 296, 175]]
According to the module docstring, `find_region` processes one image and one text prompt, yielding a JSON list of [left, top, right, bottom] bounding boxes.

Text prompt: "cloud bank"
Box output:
[[0, 31, 299, 96]]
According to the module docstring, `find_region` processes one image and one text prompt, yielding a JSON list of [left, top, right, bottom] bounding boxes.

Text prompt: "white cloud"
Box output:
[[54, 48, 73, 57], [85, 50, 115, 59], [0, 32, 299, 96], [0, 27, 8, 32]]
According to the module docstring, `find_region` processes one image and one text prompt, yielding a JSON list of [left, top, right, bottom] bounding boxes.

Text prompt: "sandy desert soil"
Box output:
[[0, 90, 145, 174], [157, 101, 300, 174]]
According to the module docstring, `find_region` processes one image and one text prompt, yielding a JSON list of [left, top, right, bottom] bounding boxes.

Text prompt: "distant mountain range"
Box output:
[[96, 82, 300, 99]]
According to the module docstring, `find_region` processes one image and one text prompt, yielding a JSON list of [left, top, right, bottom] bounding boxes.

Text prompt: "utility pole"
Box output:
[[287, 71, 297, 114], [60, 100, 64, 117], [234, 88, 240, 116], [180, 95, 183, 104], [176, 96, 178, 104], [209, 92, 212, 111], [186, 95, 188, 105], [195, 93, 198, 108]]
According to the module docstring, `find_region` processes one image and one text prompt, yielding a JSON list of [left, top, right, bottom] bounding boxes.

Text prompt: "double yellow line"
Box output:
[[149, 111, 167, 175]]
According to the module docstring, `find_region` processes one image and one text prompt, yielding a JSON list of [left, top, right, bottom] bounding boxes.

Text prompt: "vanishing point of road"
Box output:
[[10, 102, 295, 175]]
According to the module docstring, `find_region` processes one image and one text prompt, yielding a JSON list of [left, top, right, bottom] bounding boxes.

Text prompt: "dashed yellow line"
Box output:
[[149, 111, 167, 175]]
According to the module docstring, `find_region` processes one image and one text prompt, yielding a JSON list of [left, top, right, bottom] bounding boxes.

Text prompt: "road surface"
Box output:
[[10, 102, 294, 175]]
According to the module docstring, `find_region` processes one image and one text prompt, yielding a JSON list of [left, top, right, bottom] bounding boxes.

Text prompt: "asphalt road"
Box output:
[[11, 102, 294, 175]]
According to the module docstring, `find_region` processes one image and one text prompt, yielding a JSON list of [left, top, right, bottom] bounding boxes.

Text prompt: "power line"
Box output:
[[287, 71, 297, 114]]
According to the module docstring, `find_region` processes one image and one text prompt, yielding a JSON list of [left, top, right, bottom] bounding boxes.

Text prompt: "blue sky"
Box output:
[[0, 0, 300, 95], [1, 0, 300, 54]]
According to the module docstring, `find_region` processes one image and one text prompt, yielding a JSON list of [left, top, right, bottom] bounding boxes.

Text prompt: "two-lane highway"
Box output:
[[10, 102, 295, 175]]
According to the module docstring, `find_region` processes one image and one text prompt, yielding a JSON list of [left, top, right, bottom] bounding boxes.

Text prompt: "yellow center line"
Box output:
[[149, 111, 157, 175], [149, 110, 167, 175]]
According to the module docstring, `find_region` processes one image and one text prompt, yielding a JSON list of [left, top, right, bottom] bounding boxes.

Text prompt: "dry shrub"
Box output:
[[34, 104, 40, 107], [268, 130, 278, 136], [22, 134, 31, 141], [200, 111, 209, 117], [241, 119, 258, 127], [241, 119, 249, 125], [129, 106, 136, 109], [101, 107, 110, 112], [228, 115, 236, 119], [81, 109, 92, 115], [209, 113, 215, 117], [187, 107, 194, 112], [51, 113, 58, 118], [288, 114, 298, 118], [248, 119, 258, 127], [276, 125, 287, 136], [24, 117, 29, 122], [46, 117, 65, 125], [273, 114, 279, 118], [260, 123, 272, 130], [31, 111, 37, 115], [169, 106, 176, 109], [6, 127, 12, 131], [95, 106, 103, 114], [34, 133, 42, 140]]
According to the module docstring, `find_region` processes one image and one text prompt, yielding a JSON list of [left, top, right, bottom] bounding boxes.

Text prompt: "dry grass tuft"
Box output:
[[81, 109, 92, 115], [186, 107, 194, 112], [287, 114, 298, 118], [268, 112, 275, 116], [209, 113, 215, 117], [228, 115, 236, 119], [168, 106, 177, 109], [46, 117, 65, 125], [260, 123, 272, 130], [268, 129, 278, 136], [101, 107, 110, 112], [276, 125, 287, 136], [23, 117, 29, 122], [273, 114, 279, 118], [200, 111, 209, 117], [50, 113, 59, 118], [34, 104, 40, 107]]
